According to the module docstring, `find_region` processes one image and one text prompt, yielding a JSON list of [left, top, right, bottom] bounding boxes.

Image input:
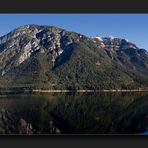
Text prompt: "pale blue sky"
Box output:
[[0, 14, 148, 49]]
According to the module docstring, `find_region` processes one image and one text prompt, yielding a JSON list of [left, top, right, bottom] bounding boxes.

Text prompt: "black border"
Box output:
[[1, 135, 148, 148], [0, 0, 148, 13], [1, 0, 148, 148]]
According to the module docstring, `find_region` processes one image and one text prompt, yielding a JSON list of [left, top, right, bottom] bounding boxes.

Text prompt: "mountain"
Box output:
[[0, 24, 147, 90]]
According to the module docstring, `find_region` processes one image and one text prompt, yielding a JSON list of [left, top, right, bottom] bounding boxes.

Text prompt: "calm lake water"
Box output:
[[0, 92, 148, 135]]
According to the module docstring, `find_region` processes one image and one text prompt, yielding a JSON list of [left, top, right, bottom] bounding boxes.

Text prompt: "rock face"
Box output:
[[0, 24, 148, 89], [19, 118, 34, 134], [0, 25, 74, 75], [0, 108, 61, 135]]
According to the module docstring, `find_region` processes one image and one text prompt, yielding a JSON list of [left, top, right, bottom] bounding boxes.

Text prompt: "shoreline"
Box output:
[[32, 89, 148, 93], [0, 89, 148, 94]]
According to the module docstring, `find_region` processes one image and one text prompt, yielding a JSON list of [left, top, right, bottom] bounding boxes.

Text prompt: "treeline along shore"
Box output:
[[0, 88, 148, 94], [32, 89, 148, 93]]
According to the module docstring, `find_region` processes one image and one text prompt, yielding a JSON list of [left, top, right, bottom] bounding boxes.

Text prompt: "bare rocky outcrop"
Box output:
[[0, 25, 75, 76]]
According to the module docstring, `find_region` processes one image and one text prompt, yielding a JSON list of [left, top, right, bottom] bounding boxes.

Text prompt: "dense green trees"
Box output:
[[0, 25, 148, 90]]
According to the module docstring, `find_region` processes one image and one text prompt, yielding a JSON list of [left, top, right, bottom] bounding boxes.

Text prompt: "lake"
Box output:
[[0, 92, 147, 135]]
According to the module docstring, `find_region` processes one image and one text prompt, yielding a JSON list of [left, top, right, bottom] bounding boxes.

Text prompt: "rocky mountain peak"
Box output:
[[108, 35, 114, 40], [0, 25, 76, 76]]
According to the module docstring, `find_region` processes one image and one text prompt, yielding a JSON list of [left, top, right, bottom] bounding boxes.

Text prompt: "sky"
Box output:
[[0, 14, 148, 49]]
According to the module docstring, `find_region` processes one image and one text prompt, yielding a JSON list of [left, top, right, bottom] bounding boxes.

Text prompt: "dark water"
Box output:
[[0, 92, 148, 135]]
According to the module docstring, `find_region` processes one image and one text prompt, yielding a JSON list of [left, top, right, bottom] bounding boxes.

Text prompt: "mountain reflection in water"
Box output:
[[0, 92, 147, 135]]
